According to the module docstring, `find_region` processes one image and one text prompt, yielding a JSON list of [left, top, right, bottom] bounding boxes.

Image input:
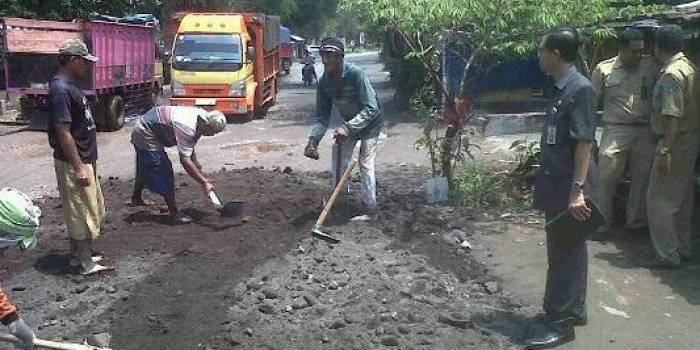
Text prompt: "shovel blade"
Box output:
[[311, 228, 340, 244]]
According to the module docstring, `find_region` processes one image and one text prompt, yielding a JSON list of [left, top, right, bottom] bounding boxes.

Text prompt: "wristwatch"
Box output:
[[571, 181, 585, 191]]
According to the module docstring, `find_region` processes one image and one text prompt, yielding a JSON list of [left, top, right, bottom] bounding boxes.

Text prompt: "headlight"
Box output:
[[229, 80, 246, 97], [172, 80, 185, 96]]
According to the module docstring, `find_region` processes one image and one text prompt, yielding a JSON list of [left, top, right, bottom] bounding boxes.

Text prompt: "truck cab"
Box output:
[[169, 13, 280, 119]]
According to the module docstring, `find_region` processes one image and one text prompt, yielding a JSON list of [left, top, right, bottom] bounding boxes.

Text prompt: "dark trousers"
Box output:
[[543, 212, 588, 322]]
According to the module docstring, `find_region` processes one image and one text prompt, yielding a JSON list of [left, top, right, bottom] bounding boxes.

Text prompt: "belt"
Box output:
[[602, 121, 649, 127]]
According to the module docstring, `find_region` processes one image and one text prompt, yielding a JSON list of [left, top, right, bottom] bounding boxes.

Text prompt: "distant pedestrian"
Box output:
[[47, 39, 112, 275], [646, 25, 699, 268], [527, 26, 597, 350], [130, 106, 227, 224], [591, 28, 657, 240], [303, 37, 385, 218]]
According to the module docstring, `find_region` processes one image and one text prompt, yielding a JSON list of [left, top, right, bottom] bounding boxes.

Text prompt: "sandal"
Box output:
[[80, 264, 115, 276]]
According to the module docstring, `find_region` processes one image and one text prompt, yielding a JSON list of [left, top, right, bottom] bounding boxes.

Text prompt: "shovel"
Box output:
[[209, 191, 245, 217], [311, 158, 358, 244], [0, 333, 110, 350]]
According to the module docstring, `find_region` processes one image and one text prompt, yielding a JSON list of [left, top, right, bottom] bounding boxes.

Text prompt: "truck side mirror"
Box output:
[[247, 46, 255, 62]]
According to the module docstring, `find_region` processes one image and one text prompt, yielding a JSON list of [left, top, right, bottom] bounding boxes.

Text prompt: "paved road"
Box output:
[[0, 51, 427, 198]]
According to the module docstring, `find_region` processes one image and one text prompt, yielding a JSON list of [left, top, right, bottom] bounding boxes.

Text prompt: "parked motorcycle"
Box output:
[[302, 60, 317, 87]]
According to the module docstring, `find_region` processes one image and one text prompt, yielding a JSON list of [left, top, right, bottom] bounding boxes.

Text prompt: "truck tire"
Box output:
[[90, 98, 107, 131], [105, 95, 125, 131]]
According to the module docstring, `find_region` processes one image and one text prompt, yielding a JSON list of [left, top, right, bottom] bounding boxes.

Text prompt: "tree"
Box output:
[[341, 0, 666, 186]]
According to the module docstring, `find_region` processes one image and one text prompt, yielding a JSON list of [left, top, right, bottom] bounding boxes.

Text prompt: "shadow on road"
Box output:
[[593, 205, 700, 305]]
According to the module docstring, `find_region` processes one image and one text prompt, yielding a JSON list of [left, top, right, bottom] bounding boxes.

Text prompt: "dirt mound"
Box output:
[[1, 166, 526, 349]]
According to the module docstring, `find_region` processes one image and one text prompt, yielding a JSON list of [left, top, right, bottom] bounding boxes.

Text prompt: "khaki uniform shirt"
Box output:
[[651, 53, 699, 136], [591, 55, 657, 124]]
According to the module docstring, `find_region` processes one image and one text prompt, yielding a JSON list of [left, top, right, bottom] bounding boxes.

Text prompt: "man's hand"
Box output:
[[659, 152, 672, 175], [8, 318, 34, 350], [202, 181, 215, 197], [568, 190, 592, 222], [304, 142, 320, 160], [73, 164, 91, 187], [334, 127, 349, 142]]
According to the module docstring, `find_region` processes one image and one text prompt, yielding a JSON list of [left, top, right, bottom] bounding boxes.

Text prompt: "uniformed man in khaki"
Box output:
[[647, 25, 699, 268], [591, 29, 658, 239]]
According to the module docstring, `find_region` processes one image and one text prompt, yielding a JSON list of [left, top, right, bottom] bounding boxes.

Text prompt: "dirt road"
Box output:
[[1, 52, 699, 350]]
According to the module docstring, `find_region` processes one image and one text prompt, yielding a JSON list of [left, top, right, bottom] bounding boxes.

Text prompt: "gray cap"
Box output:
[[58, 39, 98, 62]]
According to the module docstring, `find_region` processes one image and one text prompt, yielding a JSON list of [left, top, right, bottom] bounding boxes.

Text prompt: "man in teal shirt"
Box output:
[[304, 37, 384, 216]]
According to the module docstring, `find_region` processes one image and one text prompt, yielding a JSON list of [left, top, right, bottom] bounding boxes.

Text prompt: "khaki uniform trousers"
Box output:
[[54, 159, 105, 241], [595, 124, 655, 232], [647, 132, 699, 262]]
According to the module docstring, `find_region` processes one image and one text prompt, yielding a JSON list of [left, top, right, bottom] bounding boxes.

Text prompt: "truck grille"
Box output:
[[185, 84, 229, 96]]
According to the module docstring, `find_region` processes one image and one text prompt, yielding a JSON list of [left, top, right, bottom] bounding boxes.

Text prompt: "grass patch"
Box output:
[[453, 163, 531, 210]]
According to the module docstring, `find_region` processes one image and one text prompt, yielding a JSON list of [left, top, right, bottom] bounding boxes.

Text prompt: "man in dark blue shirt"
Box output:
[[48, 39, 112, 275], [526, 27, 597, 350]]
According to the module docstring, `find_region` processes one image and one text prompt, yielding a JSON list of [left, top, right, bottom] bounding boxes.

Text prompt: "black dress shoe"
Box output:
[[644, 255, 681, 269], [524, 322, 575, 350]]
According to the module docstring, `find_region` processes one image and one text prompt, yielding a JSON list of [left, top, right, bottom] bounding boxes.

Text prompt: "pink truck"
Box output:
[[1, 17, 160, 131]]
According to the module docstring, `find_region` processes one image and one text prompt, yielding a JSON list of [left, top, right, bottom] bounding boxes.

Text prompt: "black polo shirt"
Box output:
[[47, 76, 98, 163], [534, 66, 597, 214]]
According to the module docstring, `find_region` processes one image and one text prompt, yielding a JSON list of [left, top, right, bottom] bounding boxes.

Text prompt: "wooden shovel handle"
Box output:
[[314, 158, 358, 228], [0, 333, 110, 350]]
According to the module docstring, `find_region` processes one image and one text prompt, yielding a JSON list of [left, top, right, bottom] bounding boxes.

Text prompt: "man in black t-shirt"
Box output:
[[48, 39, 112, 275]]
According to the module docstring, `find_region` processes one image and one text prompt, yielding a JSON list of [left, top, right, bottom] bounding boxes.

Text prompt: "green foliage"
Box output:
[[453, 164, 505, 207], [509, 138, 540, 169]]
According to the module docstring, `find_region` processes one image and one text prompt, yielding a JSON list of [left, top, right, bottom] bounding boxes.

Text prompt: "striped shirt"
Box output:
[[131, 106, 206, 157]]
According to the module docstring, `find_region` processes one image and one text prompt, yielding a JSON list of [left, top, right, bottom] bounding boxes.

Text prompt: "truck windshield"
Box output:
[[172, 34, 243, 72]]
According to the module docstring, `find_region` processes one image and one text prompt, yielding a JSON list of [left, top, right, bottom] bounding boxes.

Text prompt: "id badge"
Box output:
[[547, 125, 557, 145]]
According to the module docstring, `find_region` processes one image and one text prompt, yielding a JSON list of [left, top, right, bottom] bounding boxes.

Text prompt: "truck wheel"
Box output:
[[105, 95, 125, 131], [90, 98, 107, 131]]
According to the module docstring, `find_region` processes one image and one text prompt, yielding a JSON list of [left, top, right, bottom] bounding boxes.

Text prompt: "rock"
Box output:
[[258, 304, 277, 315], [329, 320, 346, 329], [380, 336, 400, 347], [257, 294, 266, 301], [460, 240, 473, 249], [86, 333, 110, 348], [485, 281, 500, 294], [398, 290, 412, 299], [73, 285, 89, 294], [437, 313, 473, 329], [224, 335, 241, 347], [262, 289, 279, 299], [246, 281, 264, 291], [284, 305, 294, 313], [106, 286, 117, 294], [55, 294, 67, 302], [11, 286, 25, 292], [70, 276, 85, 284], [321, 335, 330, 343], [244, 328, 253, 337], [303, 293, 318, 307], [398, 326, 410, 335], [344, 315, 355, 324], [291, 299, 309, 310], [283, 166, 293, 174]]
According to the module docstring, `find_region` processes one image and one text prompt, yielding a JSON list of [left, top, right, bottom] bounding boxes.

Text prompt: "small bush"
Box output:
[[453, 164, 506, 207]]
